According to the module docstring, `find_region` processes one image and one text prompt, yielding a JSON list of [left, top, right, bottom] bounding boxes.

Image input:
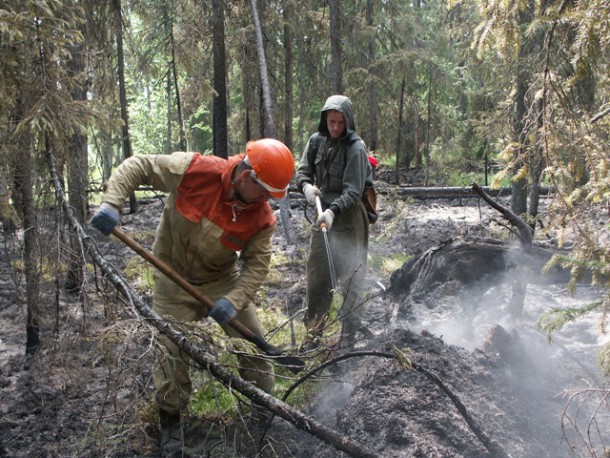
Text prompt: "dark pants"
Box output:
[[304, 201, 369, 338]]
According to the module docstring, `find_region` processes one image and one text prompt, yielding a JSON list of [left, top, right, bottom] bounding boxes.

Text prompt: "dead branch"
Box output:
[[591, 106, 610, 124], [472, 182, 533, 249], [413, 361, 510, 458], [46, 147, 376, 458]]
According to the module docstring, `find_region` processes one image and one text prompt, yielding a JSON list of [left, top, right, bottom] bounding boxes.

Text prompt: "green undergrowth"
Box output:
[[188, 302, 339, 420], [124, 256, 155, 293], [188, 302, 325, 420], [369, 253, 411, 278]]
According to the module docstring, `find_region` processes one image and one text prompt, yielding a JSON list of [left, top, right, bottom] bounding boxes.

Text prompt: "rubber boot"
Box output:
[[340, 321, 357, 353], [159, 410, 183, 457], [250, 403, 271, 423]]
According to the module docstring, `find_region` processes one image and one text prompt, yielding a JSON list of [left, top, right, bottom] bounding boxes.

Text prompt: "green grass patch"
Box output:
[[187, 244, 345, 419], [189, 320, 321, 420], [190, 377, 239, 417], [369, 253, 411, 278], [260, 302, 307, 351], [124, 256, 155, 293]]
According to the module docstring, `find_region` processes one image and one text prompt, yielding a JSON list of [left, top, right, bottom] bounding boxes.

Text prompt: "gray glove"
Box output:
[[89, 202, 120, 235], [316, 208, 335, 230], [303, 183, 322, 206]]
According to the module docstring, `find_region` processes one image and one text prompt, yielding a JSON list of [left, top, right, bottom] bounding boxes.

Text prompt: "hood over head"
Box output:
[[317, 95, 356, 139]]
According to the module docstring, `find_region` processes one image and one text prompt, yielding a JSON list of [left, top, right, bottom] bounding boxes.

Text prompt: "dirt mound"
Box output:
[[296, 328, 563, 457]]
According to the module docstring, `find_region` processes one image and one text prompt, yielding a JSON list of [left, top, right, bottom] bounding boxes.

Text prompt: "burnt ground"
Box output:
[[1, 179, 609, 457]]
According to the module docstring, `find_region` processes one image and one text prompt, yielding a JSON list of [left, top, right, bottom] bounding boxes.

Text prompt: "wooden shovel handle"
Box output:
[[110, 227, 305, 371]]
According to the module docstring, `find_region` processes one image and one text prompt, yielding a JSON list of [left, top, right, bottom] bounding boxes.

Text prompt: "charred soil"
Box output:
[[1, 182, 608, 457]]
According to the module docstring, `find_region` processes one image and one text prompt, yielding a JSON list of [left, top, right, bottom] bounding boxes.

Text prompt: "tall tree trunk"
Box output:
[[212, 0, 228, 158], [166, 6, 186, 151], [508, 31, 532, 315], [395, 76, 406, 185], [12, 105, 40, 355], [21, 145, 40, 356], [366, 0, 378, 151], [113, 0, 137, 213], [240, 22, 258, 143], [65, 39, 88, 295], [282, 0, 294, 151], [171, 55, 187, 151], [250, 0, 277, 139], [424, 63, 433, 186], [328, 0, 343, 94], [250, 0, 292, 245], [510, 5, 537, 218], [240, 12, 260, 143], [510, 75, 528, 216], [166, 73, 172, 154]]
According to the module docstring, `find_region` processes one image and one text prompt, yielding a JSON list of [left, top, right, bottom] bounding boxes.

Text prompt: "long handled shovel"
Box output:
[[111, 226, 306, 373], [315, 195, 338, 290]]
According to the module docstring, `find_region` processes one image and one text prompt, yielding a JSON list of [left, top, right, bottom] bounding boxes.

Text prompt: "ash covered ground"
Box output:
[[1, 181, 609, 457]]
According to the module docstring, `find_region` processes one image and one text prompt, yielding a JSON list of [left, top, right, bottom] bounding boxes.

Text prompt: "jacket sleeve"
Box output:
[[223, 224, 275, 310], [330, 139, 369, 216], [101, 152, 194, 210], [294, 135, 316, 193]]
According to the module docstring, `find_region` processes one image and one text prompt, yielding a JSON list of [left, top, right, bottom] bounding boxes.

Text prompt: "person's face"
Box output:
[[236, 171, 271, 204], [326, 110, 346, 139]]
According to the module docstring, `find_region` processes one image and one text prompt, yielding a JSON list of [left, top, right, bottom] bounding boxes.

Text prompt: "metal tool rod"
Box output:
[[315, 196, 338, 290]]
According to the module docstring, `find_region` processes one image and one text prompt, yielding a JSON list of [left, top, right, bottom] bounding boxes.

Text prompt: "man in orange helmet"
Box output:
[[89, 138, 294, 456]]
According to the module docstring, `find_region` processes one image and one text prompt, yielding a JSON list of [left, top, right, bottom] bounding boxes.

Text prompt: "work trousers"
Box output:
[[152, 275, 275, 415], [304, 201, 369, 339]]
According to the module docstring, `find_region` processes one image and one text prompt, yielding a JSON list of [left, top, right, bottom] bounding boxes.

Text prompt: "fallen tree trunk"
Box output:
[[389, 237, 572, 300], [388, 185, 553, 199]]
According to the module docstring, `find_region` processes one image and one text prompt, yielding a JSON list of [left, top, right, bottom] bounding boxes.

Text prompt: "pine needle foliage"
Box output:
[[598, 343, 610, 376], [537, 299, 605, 342], [462, 0, 610, 374]]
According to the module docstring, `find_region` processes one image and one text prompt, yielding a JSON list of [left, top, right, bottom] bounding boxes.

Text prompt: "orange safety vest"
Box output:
[[175, 153, 275, 251]]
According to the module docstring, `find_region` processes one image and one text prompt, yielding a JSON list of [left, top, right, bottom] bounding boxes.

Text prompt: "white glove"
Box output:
[[303, 183, 322, 206], [316, 209, 335, 230]]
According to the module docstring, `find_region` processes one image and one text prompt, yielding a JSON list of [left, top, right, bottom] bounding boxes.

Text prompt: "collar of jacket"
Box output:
[[175, 153, 275, 251]]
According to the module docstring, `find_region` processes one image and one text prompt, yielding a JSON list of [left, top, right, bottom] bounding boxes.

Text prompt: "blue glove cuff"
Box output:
[[209, 298, 237, 325], [90, 206, 120, 235]]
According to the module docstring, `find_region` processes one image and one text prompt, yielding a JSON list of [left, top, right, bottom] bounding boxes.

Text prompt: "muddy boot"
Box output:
[[299, 328, 324, 354], [299, 337, 320, 354], [159, 410, 183, 457], [340, 321, 358, 353], [248, 402, 275, 434], [251, 403, 272, 422]]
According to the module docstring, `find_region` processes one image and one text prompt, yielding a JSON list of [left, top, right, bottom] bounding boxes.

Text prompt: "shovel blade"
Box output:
[[245, 333, 306, 373], [274, 355, 307, 374]]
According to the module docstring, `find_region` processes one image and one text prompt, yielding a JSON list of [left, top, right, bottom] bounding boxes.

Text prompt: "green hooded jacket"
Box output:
[[295, 95, 372, 216]]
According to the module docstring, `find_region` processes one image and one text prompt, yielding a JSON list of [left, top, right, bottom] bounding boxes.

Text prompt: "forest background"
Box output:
[[0, 0, 609, 455]]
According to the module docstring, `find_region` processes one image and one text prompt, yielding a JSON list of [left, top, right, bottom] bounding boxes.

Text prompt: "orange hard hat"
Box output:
[[245, 138, 294, 198]]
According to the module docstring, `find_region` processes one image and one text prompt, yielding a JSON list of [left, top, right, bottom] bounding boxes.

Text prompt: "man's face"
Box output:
[[237, 171, 271, 204], [326, 110, 346, 139]]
